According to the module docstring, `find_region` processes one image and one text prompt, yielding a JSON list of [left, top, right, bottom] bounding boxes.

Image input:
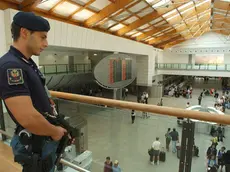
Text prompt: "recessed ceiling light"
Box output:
[[94, 53, 97, 56]]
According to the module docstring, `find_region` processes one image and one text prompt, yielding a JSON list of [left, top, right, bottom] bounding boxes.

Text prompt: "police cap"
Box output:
[[13, 12, 50, 32]]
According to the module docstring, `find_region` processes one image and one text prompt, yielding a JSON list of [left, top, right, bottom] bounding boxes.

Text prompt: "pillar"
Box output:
[[151, 75, 163, 98], [68, 56, 74, 73]]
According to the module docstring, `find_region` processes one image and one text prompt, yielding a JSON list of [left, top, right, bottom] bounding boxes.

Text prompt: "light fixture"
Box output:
[[94, 53, 97, 56]]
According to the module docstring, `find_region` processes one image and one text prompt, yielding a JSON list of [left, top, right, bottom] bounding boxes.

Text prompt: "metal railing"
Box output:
[[50, 91, 230, 125], [39, 64, 92, 75], [0, 129, 90, 172], [156, 63, 230, 71]]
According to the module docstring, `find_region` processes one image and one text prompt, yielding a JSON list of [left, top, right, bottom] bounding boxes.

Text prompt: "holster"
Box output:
[[15, 153, 53, 172]]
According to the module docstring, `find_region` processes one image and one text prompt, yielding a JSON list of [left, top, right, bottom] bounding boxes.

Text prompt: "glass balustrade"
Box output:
[[156, 63, 230, 71], [1, 97, 229, 172], [39, 64, 92, 75]]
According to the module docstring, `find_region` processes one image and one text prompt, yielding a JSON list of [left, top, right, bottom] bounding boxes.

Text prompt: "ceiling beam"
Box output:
[[68, 0, 95, 20], [137, 8, 211, 41], [149, 30, 178, 44], [163, 39, 186, 49], [155, 35, 183, 48], [0, 0, 18, 10], [117, 11, 159, 36], [48, 0, 66, 13], [19, 0, 41, 11], [85, 0, 135, 27], [117, 2, 189, 36]]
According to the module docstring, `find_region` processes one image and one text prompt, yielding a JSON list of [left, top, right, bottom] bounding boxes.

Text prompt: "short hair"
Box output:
[[11, 22, 21, 42], [106, 156, 110, 160], [168, 128, 171, 131], [156, 137, 159, 140], [173, 128, 176, 131], [11, 22, 34, 42]]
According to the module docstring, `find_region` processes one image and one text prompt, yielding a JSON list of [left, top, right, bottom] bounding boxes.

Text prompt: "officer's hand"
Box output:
[[52, 126, 67, 141]]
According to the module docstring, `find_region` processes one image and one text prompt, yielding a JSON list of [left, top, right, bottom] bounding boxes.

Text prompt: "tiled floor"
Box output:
[[85, 79, 230, 172], [2, 78, 229, 172]]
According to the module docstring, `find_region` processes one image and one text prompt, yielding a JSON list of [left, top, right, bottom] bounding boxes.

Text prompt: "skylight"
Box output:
[[178, 1, 193, 11], [72, 9, 95, 21], [166, 13, 180, 21], [109, 24, 125, 31], [162, 9, 177, 18], [196, 0, 210, 7], [152, 0, 171, 9], [131, 32, 142, 37], [181, 6, 194, 15]]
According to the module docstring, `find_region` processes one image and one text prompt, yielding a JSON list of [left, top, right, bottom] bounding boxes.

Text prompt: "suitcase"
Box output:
[[159, 151, 166, 162]]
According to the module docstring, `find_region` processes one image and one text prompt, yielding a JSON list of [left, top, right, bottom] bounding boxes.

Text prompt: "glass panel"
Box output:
[[217, 64, 225, 71], [57, 64, 67, 73], [44, 65, 57, 74]]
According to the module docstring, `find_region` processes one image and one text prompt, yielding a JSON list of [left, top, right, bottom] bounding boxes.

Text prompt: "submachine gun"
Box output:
[[46, 112, 79, 168]]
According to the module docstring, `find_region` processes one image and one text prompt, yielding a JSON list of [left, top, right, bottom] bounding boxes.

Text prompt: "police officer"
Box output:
[[0, 12, 66, 172]]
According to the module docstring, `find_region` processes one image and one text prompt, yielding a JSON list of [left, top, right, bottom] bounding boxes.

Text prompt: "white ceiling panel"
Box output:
[[54, 2, 80, 17], [123, 16, 139, 24], [138, 24, 150, 30], [125, 30, 137, 36], [100, 20, 117, 29], [125, 0, 139, 8], [137, 7, 154, 17], [150, 17, 163, 24], [131, 32, 142, 37], [129, 1, 148, 13], [114, 11, 131, 21], [72, 9, 95, 21], [36, 0, 61, 10], [90, 0, 111, 11], [109, 23, 125, 31], [71, 0, 90, 5]]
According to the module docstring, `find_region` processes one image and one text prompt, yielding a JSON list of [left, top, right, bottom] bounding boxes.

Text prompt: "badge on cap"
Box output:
[[7, 69, 24, 85]]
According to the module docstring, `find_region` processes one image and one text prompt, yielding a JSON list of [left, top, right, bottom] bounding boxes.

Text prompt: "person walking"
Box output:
[[131, 110, 136, 124], [165, 128, 171, 151], [104, 156, 113, 172], [170, 128, 179, 153], [198, 94, 202, 105]]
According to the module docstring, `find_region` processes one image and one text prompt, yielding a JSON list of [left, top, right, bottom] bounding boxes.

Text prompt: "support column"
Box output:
[[68, 56, 74, 73], [179, 120, 195, 172], [151, 75, 163, 98]]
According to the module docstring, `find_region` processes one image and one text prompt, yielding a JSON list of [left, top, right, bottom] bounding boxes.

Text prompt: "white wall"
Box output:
[[0, 10, 6, 57], [159, 52, 189, 64], [5, 9, 160, 86], [39, 54, 69, 65]]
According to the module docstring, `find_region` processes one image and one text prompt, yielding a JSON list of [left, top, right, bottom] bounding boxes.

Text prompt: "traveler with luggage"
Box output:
[[151, 137, 161, 165]]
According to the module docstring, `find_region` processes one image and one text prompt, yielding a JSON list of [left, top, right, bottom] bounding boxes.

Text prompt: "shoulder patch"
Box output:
[[7, 68, 24, 85]]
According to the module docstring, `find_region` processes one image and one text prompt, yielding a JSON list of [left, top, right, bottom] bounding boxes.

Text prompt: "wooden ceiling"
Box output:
[[0, 0, 230, 49]]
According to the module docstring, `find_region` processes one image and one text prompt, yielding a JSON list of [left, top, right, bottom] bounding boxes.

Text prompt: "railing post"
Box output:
[[44, 66, 46, 75], [83, 64, 85, 73], [76, 64, 78, 73], [179, 120, 195, 172], [55, 65, 58, 74], [66, 65, 68, 74], [0, 99, 6, 141]]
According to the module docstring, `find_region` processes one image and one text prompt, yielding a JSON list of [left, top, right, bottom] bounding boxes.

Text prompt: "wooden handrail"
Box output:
[[50, 91, 230, 125]]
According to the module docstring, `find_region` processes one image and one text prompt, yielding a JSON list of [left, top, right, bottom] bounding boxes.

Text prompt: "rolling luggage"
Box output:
[[159, 151, 166, 162]]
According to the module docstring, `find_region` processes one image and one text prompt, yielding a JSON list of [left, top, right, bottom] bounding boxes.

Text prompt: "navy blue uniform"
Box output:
[[0, 46, 53, 122], [0, 46, 59, 172]]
